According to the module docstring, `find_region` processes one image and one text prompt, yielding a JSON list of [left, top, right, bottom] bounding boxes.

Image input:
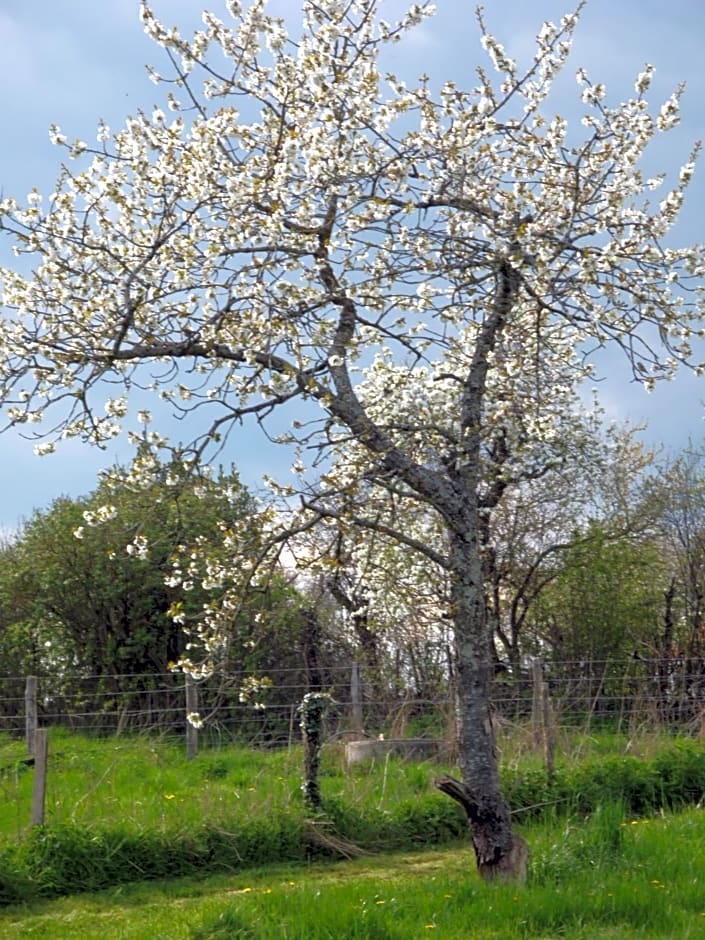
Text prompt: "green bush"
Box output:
[[383, 795, 466, 846], [503, 743, 705, 821], [651, 739, 705, 808], [18, 813, 307, 898], [24, 826, 179, 894], [566, 755, 661, 816]]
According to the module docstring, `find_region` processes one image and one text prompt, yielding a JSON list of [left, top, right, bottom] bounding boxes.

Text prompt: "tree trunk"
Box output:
[[659, 576, 676, 721], [434, 774, 529, 882], [327, 575, 386, 715], [438, 526, 527, 880]]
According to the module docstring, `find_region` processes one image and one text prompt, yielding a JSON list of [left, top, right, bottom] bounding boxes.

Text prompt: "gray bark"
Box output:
[[446, 518, 514, 870], [433, 259, 519, 874]]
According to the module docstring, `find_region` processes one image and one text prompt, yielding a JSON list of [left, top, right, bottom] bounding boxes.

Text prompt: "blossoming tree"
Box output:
[[1, 0, 703, 878]]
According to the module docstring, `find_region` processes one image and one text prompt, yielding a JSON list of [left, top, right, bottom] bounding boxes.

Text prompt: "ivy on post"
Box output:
[[299, 692, 334, 810]]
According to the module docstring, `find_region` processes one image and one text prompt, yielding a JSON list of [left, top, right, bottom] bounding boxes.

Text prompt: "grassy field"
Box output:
[[0, 727, 461, 839], [0, 725, 696, 839], [2, 805, 705, 938], [3, 726, 705, 935]]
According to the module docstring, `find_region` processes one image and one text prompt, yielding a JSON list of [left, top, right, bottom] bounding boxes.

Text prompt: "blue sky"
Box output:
[[0, 0, 704, 529]]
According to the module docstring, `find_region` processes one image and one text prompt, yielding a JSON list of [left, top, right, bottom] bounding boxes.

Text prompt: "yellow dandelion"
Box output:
[[163, 793, 176, 800]]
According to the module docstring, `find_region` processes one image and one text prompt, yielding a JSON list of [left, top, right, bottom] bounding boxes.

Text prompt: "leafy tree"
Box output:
[[0, 463, 353, 734], [1, 0, 703, 877], [0, 465, 259, 681], [488, 423, 658, 671], [643, 448, 705, 719], [656, 449, 705, 650], [533, 524, 665, 681]]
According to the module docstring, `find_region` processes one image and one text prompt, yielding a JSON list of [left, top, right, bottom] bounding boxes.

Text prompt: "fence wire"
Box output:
[[2, 657, 705, 745]]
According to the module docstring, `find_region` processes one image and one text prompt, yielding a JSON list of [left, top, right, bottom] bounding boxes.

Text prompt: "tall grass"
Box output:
[[1, 727, 705, 905], [3, 726, 703, 838], [2, 807, 704, 938], [0, 728, 461, 838], [187, 806, 705, 940]]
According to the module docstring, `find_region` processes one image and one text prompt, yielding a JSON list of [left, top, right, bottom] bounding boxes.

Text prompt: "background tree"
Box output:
[[0, 464, 258, 678], [531, 523, 665, 714], [0, 461, 355, 735], [645, 448, 705, 719], [292, 490, 455, 729], [1, 0, 703, 877], [485, 423, 653, 668], [296, 418, 659, 727]]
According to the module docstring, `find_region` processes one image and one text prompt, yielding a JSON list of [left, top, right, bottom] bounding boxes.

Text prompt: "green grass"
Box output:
[[2, 726, 702, 840], [0, 730, 305, 838], [0, 728, 458, 840], [3, 727, 705, 909], [2, 806, 705, 938]]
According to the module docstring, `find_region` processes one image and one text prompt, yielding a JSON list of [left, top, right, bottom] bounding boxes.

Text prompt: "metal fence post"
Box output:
[[351, 661, 363, 735]]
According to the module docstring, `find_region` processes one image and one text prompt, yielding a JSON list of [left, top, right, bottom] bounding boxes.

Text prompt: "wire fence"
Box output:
[[2, 657, 705, 748]]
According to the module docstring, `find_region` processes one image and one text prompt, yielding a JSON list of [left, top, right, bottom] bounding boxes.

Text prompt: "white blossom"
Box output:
[[33, 442, 55, 457], [635, 65, 654, 94], [0, 0, 701, 767]]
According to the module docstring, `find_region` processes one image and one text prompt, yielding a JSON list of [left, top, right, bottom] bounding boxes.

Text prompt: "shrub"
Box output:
[[19, 813, 307, 898], [651, 740, 705, 808]]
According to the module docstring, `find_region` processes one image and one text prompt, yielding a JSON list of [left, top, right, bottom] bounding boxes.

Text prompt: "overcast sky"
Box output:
[[0, 0, 704, 529]]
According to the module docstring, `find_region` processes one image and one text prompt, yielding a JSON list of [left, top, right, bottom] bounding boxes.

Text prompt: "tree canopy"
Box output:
[[1, 0, 703, 878]]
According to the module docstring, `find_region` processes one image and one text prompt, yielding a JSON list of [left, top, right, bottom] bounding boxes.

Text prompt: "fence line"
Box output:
[[1, 657, 705, 750]]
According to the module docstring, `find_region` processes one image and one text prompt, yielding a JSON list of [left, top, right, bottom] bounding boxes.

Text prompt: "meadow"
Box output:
[[3, 725, 703, 839], [1, 806, 705, 938], [2, 726, 705, 936]]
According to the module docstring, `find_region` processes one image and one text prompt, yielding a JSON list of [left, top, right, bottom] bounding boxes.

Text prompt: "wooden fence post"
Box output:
[[531, 658, 556, 778], [350, 661, 363, 736], [541, 680, 556, 781], [25, 675, 38, 756], [185, 676, 199, 759], [531, 658, 543, 748], [31, 728, 48, 826]]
